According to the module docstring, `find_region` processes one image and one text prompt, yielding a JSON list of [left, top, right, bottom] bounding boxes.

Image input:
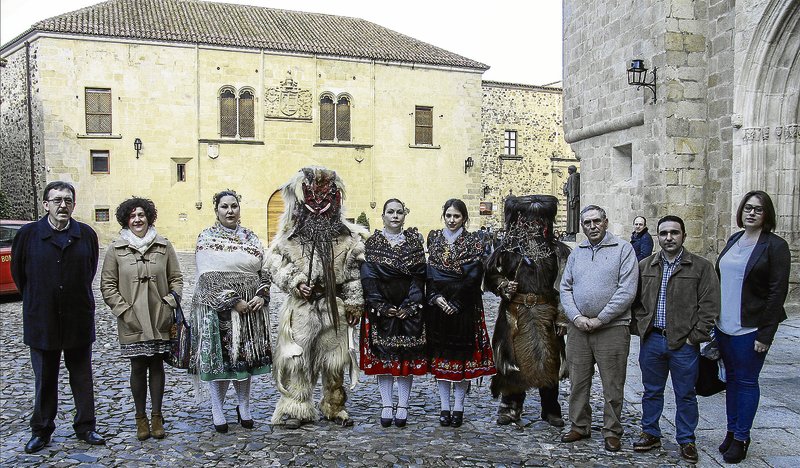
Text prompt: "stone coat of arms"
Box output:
[[265, 71, 312, 120]]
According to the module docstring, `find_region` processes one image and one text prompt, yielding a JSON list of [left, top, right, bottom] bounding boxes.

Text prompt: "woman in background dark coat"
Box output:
[[714, 190, 791, 464]]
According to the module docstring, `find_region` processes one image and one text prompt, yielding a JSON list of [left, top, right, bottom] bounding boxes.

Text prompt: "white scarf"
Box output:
[[382, 228, 405, 246], [442, 227, 464, 244], [119, 226, 158, 254]]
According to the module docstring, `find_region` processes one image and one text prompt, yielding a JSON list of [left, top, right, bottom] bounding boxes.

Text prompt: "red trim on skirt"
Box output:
[[359, 312, 429, 376]]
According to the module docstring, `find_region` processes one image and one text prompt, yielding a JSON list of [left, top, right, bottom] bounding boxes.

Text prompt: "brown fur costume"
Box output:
[[485, 195, 570, 420]]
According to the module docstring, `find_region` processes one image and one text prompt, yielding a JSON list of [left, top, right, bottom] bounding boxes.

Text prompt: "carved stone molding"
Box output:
[[265, 71, 312, 121], [742, 124, 799, 143]]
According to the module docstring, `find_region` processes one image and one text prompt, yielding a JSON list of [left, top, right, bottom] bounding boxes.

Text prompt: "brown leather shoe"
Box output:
[[604, 436, 622, 452], [560, 429, 590, 443], [633, 432, 661, 451], [680, 442, 699, 463], [150, 412, 165, 439], [135, 414, 150, 441]]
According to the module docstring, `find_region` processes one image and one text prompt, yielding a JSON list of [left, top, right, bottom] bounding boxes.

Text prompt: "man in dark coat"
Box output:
[[11, 181, 106, 453]]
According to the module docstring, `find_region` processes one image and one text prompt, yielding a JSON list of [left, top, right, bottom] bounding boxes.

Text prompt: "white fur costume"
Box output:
[[266, 168, 365, 425]]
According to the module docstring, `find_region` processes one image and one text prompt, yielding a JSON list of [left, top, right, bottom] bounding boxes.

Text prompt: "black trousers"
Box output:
[[502, 385, 562, 419], [29, 345, 96, 436]]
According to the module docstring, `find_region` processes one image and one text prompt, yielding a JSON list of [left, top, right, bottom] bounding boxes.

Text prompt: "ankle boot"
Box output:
[[723, 438, 750, 464], [718, 431, 734, 453], [135, 414, 150, 441], [150, 412, 166, 439]]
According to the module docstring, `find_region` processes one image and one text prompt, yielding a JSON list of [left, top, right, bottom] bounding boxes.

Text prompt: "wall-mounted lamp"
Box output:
[[483, 185, 491, 198], [464, 156, 474, 173], [134, 138, 143, 159], [627, 59, 657, 103]]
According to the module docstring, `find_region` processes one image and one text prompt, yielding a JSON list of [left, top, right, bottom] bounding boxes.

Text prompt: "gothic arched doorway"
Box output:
[[736, 0, 799, 243]]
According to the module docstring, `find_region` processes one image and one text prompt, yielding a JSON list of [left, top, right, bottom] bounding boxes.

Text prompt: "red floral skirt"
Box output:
[[429, 309, 496, 381], [359, 312, 429, 376]]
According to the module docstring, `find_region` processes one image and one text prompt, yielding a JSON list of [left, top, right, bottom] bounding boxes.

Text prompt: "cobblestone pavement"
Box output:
[[1, 251, 798, 467]]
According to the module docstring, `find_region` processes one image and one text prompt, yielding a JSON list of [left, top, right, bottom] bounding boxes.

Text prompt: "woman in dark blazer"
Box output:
[[715, 190, 791, 464]]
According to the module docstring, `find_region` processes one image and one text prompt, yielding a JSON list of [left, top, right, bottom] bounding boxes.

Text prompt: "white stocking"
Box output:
[[209, 380, 230, 425], [232, 377, 252, 420], [377, 375, 394, 419], [437, 379, 452, 411], [396, 376, 412, 420], [453, 380, 469, 412]]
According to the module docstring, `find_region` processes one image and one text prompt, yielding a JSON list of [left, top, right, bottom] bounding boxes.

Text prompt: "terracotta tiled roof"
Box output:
[[4, 0, 488, 70]]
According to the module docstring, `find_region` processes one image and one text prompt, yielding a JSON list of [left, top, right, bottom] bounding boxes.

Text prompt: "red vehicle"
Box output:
[[1, 220, 31, 295]]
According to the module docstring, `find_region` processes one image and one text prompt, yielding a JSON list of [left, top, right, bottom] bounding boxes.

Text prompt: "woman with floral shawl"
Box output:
[[426, 198, 495, 428], [190, 190, 271, 433]]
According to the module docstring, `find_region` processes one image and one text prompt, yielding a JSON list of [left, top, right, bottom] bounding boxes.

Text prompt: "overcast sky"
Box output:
[[1, 0, 563, 85]]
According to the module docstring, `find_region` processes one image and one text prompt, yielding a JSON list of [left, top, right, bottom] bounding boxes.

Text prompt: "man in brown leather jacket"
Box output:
[[631, 215, 720, 463]]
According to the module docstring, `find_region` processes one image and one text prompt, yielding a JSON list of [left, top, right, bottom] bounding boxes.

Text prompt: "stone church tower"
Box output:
[[563, 0, 798, 310]]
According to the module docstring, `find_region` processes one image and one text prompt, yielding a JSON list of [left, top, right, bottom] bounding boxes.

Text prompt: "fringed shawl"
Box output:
[[190, 222, 271, 380]]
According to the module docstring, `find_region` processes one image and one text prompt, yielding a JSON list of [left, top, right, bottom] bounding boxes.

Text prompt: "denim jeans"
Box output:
[[716, 328, 767, 441], [639, 332, 699, 444]]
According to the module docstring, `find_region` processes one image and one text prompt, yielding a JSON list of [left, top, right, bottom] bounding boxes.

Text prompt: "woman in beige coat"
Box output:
[[101, 197, 183, 441]]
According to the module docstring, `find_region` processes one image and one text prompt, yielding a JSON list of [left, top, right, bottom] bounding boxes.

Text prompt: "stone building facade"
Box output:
[[480, 81, 577, 232], [0, 0, 486, 249], [563, 0, 798, 309]]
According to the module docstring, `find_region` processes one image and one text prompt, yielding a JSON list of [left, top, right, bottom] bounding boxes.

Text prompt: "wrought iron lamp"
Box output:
[[627, 59, 656, 103], [134, 138, 143, 159], [464, 157, 474, 173], [483, 185, 491, 198]]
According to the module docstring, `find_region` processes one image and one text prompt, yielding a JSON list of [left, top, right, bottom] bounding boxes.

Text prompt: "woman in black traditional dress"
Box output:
[[426, 199, 496, 428], [360, 199, 428, 427]]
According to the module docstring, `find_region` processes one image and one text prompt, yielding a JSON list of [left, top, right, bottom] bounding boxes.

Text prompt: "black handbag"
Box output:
[[696, 354, 726, 397], [165, 291, 191, 369]]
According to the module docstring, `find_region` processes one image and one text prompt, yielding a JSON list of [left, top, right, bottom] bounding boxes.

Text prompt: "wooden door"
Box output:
[[267, 190, 284, 243]]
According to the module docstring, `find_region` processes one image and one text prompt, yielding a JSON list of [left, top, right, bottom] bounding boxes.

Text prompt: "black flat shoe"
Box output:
[[214, 423, 229, 433], [24, 435, 50, 454], [394, 406, 407, 428], [236, 406, 254, 429], [380, 406, 393, 428], [439, 410, 452, 427], [451, 411, 464, 428], [76, 430, 106, 446]]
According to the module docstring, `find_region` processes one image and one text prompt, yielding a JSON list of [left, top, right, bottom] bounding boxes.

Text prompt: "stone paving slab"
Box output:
[[1, 250, 797, 467]]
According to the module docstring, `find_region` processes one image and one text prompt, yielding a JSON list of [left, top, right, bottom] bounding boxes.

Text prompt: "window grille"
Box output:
[[85, 88, 112, 134], [415, 106, 433, 145], [238, 90, 255, 138], [220, 88, 237, 137], [176, 163, 187, 182], [320, 96, 335, 141], [95, 208, 110, 222], [336, 97, 351, 142]]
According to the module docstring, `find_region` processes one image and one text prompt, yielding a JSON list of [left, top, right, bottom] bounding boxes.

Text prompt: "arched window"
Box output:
[[336, 96, 351, 142], [219, 86, 256, 139], [320, 95, 335, 141], [319, 93, 352, 142], [238, 89, 255, 138], [220, 88, 237, 138]]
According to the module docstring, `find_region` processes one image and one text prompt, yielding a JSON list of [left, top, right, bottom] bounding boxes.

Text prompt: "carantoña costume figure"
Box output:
[[484, 195, 571, 427], [267, 167, 366, 429]]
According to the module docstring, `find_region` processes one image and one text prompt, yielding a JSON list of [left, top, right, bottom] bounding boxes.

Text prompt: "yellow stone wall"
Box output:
[[30, 37, 484, 250]]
